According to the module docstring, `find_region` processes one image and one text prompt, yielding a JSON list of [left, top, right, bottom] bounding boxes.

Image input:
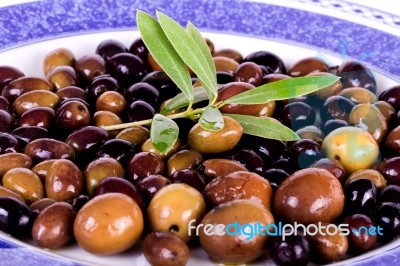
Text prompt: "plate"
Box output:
[[0, 0, 400, 265]]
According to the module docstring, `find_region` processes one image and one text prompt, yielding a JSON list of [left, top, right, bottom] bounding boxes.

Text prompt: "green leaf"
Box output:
[[224, 76, 340, 105], [199, 106, 224, 131], [150, 114, 179, 154], [225, 114, 300, 141], [160, 87, 210, 115], [136, 10, 193, 102], [156, 11, 217, 100]]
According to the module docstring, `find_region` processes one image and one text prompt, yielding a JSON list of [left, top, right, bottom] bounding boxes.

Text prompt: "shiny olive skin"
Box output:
[[13, 90, 59, 116], [56, 86, 85, 101], [74, 54, 106, 82], [32, 202, 75, 249], [0, 152, 32, 177], [97, 139, 137, 166], [263, 168, 290, 189], [291, 139, 322, 168], [201, 159, 248, 180], [344, 178, 377, 215], [0, 186, 26, 203], [137, 175, 171, 202], [95, 177, 146, 211], [374, 101, 396, 125], [127, 152, 165, 183], [96, 39, 128, 61], [45, 159, 83, 202], [0, 110, 15, 132], [227, 148, 266, 174], [47, 65, 79, 90], [32, 159, 57, 181], [374, 202, 400, 238], [30, 198, 56, 213], [43, 48, 75, 76], [95, 91, 127, 114], [274, 168, 344, 223], [167, 149, 203, 176], [55, 99, 90, 133], [124, 82, 159, 108], [199, 199, 274, 264], [320, 95, 356, 122], [296, 125, 324, 144], [337, 60, 376, 93], [322, 119, 349, 136], [2, 77, 53, 104], [379, 85, 400, 111], [0, 196, 31, 237], [377, 157, 400, 185], [148, 183, 206, 242], [74, 193, 144, 255], [340, 87, 377, 104], [24, 138, 75, 163], [343, 214, 377, 252], [0, 66, 24, 90], [125, 100, 155, 123], [107, 53, 147, 88], [84, 157, 124, 197], [213, 56, 239, 73], [129, 38, 149, 62], [12, 126, 49, 147], [214, 48, 243, 62], [288, 57, 329, 77], [93, 110, 123, 131], [85, 74, 120, 103], [243, 50, 286, 74], [142, 71, 180, 103], [204, 171, 272, 209], [271, 234, 311, 266], [345, 169, 387, 189], [381, 185, 400, 205], [385, 125, 400, 156], [143, 231, 190, 266], [115, 126, 149, 146], [0, 96, 10, 112], [0, 132, 19, 154], [233, 62, 263, 86], [67, 195, 90, 212], [170, 169, 206, 192], [188, 116, 243, 154], [2, 168, 44, 204], [311, 158, 346, 184], [17, 107, 55, 130]]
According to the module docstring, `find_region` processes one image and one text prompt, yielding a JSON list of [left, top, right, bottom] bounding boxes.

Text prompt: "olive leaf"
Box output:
[[136, 10, 194, 102], [150, 114, 179, 154], [199, 106, 224, 131], [225, 114, 300, 141], [224, 76, 340, 105], [156, 11, 217, 101], [160, 87, 210, 115]]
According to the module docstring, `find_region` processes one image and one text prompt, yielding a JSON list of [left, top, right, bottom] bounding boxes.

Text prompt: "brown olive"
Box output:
[[274, 168, 344, 223], [32, 159, 57, 182], [343, 214, 377, 252], [0, 152, 32, 177], [167, 149, 203, 176], [374, 101, 395, 124], [13, 90, 59, 116], [213, 49, 243, 63], [29, 198, 56, 213], [0, 66, 24, 90], [32, 202, 75, 249], [309, 223, 348, 262], [17, 107, 55, 130], [141, 138, 180, 159], [205, 38, 215, 54], [56, 86, 86, 101], [95, 91, 127, 114], [187, 116, 243, 154], [0, 186, 26, 203], [199, 199, 274, 264], [263, 73, 291, 84], [202, 158, 248, 179], [43, 48, 75, 76], [45, 159, 83, 202], [289, 57, 329, 77], [345, 169, 387, 189], [233, 62, 263, 86], [115, 126, 150, 146], [349, 103, 388, 143], [213, 56, 239, 73], [296, 125, 324, 144], [47, 65, 79, 90], [2, 77, 53, 103], [55, 100, 90, 133], [143, 231, 190, 266], [0, 96, 10, 112], [307, 72, 342, 102], [127, 151, 165, 183], [2, 168, 44, 204], [74, 193, 143, 255], [84, 157, 124, 197], [93, 110, 123, 137], [147, 53, 163, 71], [340, 87, 377, 104], [74, 54, 106, 82], [311, 158, 346, 184], [25, 138, 75, 163]]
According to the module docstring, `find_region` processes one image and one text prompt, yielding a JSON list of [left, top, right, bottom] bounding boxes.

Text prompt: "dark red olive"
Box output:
[[375, 202, 400, 239], [137, 175, 171, 202], [74, 54, 106, 82], [0, 197, 31, 237], [233, 62, 263, 86], [96, 39, 128, 61], [0, 132, 19, 154], [322, 119, 349, 136], [107, 53, 147, 88], [281, 102, 316, 130], [379, 85, 400, 112], [343, 214, 377, 252], [0, 110, 15, 132], [0, 66, 24, 90], [243, 51, 287, 74], [55, 99, 90, 133], [67, 194, 90, 212], [320, 95, 355, 122], [0, 96, 10, 112], [272, 158, 297, 175], [142, 71, 180, 103], [337, 61, 377, 93], [11, 126, 49, 147], [311, 158, 346, 184], [17, 107, 55, 130], [85, 74, 120, 103], [271, 233, 311, 266], [129, 38, 149, 62], [125, 100, 155, 122], [291, 139, 322, 168], [263, 168, 289, 189], [97, 139, 137, 166], [345, 178, 377, 215], [227, 148, 266, 175], [377, 157, 400, 185], [56, 86, 86, 101], [125, 82, 159, 107], [127, 152, 165, 184], [24, 138, 75, 163], [170, 169, 206, 192], [380, 185, 400, 205]]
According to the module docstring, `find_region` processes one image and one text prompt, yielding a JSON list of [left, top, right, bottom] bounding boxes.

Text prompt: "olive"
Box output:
[[85, 74, 120, 103], [381, 185, 400, 205], [148, 183, 206, 242], [243, 51, 286, 74], [233, 62, 263, 86], [296, 125, 324, 144], [2, 168, 44, 204], [143, 231, 189, 266], [141, 138, 180, 159], [127, 152, 165, 184], [124, 82, 159, 108], [84, 157, 124, 197], [243, 136, 290, 166], [95, 91, 127, 115], [24, 138, 74, 163], [374, 101, 396, 125], [306, 72, 343, 104], [311, 158, 346, 184], [345, 169, 387, 190], [30, 198, 56, 213], [216, 71, 234, 84], [17, 107, 55, 130], [272, 158, 297, 175], [0, 132, 19, 154], [56, 86, 85, 101], [263, 168, 290, 189], [12, 126, 49, 147], [13, 90, 59, 116], [32, 202, 75, 249], [107, 53, 147, 88], [322, 119, 349, 136], [377, 157, 400, 185], [384, 126, 400, 156], [0, 153, 31, 178], [263, 73, 291, 84], [170, 169, 206, 192], [0, 110, 15, 132], [43, 48, 75, 76], [0, 196, 31, 237], [291, 139, 322, 168], [214, 48, 243, 63], [343, 214, 377, 252], [147, 53, 163, 71], [129, 38, 149, 62], [32, 159, 57, 182], [47, 66, 79, 90], [280, 102, 315, 131], [374, 202, 400, 238], [227, 148, 266, 174], [320, 95, 356, 122], [0, 96, 10, 112], [0, 66, 24, 90], [167, 149, 203, 176], [2, 77, 53, 104], [67, 194, 90, 212], [322, 127, 379, 174], [97, 139, 137, 166], [344, 178, 377, 215], [74, 193, 143, 255], [204, 171, 272, 209], [55, 99, 90, 133], [201, 159, 248, 180], [115, 126, 150, 146], [142, 71, 180, 103], [93, 110, 123, 134], [274, 168, 344, 223], [187, 116, 243, 154], [337, 60, 376, 93], [95, 177, 146, 211], [137, 175, 171, 202], [205, 38, 215, 54], [271, 234, 311, 266], [199, 199, 274, 264], [213, 56, 239, 73], [340, 87, 377, 104], [0, 186, 26, 203], [74, 54, 106, 82], [379, 85, 400, 111], [289, 57, 329, 77], [96, 39, 128, 61], [45, 159, 83, 202]]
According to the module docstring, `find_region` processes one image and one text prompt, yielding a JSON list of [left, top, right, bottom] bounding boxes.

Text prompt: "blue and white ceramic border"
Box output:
[[0, 0, 400, 265]]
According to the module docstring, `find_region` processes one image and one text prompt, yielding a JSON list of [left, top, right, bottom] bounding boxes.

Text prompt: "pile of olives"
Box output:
[[0, 35, 400, 266]]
